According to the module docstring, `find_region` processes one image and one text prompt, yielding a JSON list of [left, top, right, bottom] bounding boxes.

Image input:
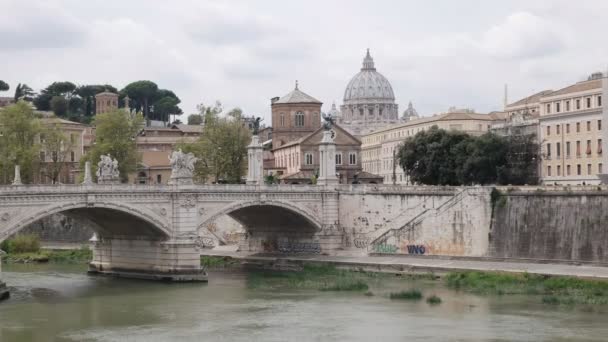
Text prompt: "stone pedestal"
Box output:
[[317, 131, 339, 185], [12, 165, 22, 186], [88, 237, 207, 282], [168, 176, 194, 185], [82, 161, 93, 185], [246, 135, 264, 185], [97, 176, 120, 185]]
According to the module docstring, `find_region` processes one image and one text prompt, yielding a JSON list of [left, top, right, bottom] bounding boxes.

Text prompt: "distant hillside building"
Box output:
[[271, 82, 322, 149], [338, 49, 400, 136], [95, 91, 118, 114]]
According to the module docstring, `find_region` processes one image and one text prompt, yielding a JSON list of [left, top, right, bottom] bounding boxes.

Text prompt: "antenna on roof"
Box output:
[[295, 80, 299, 90]]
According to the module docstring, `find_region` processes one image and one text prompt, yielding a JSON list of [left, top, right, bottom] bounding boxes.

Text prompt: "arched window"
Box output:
[[295, 111, 304, 127], [280, 113, 285, 127]]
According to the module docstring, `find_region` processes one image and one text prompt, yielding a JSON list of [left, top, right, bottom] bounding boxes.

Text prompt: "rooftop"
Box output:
[[273, 81, 322, 105]]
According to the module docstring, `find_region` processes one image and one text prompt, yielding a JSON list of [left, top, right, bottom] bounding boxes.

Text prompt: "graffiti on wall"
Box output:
[[372, 243, 428, 255], [406, 245, 426, 254], [373, 244, 398, 254], [354, 237, 370, 249], [261, 240, 321, 254]]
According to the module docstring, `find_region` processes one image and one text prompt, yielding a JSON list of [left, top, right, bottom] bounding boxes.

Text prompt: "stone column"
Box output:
[[82, 161, 93, 185], [317, 131, 338, 185], [12, 165, 22, 186], [601, 74, 608, 184], [246, 135, 264, 185]]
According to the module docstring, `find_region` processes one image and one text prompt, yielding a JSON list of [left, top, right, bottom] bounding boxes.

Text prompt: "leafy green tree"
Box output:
[[0, 80, 9, 92], [0, 102, 41, 184], [397, 126, 539, 186], [40, 122, 74, 184], [34, 81, 76, 111], [51, 96, 69, 117], [81, 110, 144, 182], [121, 81, 158, 120], [178, 104, 250, 183], [187, 114, 203, 125], [14, 83, 35, 102]]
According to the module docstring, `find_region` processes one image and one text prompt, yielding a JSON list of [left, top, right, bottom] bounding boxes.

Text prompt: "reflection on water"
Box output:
[[1, 263, 608, 342]]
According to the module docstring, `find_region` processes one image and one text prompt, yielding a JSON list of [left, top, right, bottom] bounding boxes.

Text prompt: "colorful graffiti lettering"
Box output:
[[373, 244, 398, 254], [406, 245, 426, 255]]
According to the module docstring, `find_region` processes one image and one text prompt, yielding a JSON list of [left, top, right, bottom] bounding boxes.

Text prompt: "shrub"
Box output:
[[1, 234, 41, 254], [320, 279, 369, 292], [390, 289, 423, 300], [426, 295, 442, 304]]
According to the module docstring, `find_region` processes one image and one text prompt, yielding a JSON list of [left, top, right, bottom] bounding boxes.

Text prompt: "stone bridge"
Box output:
[[0, 184, 492, 281]]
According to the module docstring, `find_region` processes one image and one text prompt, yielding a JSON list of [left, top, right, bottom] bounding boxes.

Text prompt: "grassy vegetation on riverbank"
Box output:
[[247, 264, 379, 292], [200, 255, 241, 268], [1, 234, 93, 264], [2, 247, 92, 264], [446, 271, 608, 305]]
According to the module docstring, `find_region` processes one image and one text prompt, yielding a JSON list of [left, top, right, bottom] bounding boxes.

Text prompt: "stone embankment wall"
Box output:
[[338, 186, 493, 257], [490, 189, 608, 262], [20, 214, 95, 243], [19, 213, 244, 248]]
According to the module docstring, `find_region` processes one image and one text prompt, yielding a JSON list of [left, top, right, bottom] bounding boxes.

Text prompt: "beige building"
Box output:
[[361, 109, 500, 184], [273, 124, 381, 184], [271, 82, 322, 149], [95, 91, 119, 114], [37, 117, 91, 184], [536, 72, 606, 185], [130, 124, 203, 184]]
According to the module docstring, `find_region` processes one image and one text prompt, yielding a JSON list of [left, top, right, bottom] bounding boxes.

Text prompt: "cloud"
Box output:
[[186, 4, 276, 46], [480, 12, 567, 59], [0, 1, 86, 50]]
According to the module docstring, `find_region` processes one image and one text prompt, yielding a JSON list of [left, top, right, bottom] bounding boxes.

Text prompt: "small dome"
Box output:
[[343, 49, 395, 103]]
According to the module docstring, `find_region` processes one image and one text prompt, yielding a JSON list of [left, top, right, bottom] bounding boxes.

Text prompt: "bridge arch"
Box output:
[[198, 199, 323, 253], [199, 199, 323, 233], [1, 201, 172, 242]]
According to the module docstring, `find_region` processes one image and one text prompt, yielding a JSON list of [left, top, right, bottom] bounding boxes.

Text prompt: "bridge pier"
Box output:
[[89, 237, 207, 282]]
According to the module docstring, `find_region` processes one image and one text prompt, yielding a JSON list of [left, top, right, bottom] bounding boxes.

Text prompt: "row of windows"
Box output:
[[363, 123, 491, 145], [545, 95, 602, 114], [276, 153, 300, 169], [278, 112, 318, 128], [545, 120, 601, 135], [546, 139, 603, 158], [278, 152, 359, 167], [547, 163, 603, 176], [302, 152, 358, 166]]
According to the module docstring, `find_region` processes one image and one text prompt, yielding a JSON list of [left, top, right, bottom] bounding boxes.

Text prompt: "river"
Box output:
[[1, 263, 608, 342]]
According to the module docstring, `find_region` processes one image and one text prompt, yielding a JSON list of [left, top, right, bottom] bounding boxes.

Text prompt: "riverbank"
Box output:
[[201, 250, 608, 280], [2, 248, 92, 264]]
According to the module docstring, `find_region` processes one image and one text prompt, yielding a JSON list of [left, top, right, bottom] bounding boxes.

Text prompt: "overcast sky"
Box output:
[[1, 0, 607, 122]]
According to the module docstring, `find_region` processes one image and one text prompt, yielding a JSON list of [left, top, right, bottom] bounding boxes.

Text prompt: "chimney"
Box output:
[[271, 97, 279, 104]]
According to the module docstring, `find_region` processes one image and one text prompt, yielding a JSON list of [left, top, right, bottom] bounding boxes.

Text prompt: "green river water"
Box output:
[[1, 263, 607, 342]]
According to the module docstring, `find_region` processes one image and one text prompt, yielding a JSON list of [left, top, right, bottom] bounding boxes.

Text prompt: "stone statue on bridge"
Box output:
[[96, 154, 120, 184], [169, 149, 198, 185]]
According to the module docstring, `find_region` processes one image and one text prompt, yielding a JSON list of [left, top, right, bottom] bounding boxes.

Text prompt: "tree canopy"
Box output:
[[0, 80, 9, 92], [0, 102, 41, 184], [397, 126, 538, 186], [80, 110, 144, 183], [14, 84, 35, 102], [178, 102, 250, 184]]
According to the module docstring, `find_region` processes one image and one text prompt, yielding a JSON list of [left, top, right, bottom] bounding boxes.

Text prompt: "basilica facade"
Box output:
[[337, 49, 401, 136]]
